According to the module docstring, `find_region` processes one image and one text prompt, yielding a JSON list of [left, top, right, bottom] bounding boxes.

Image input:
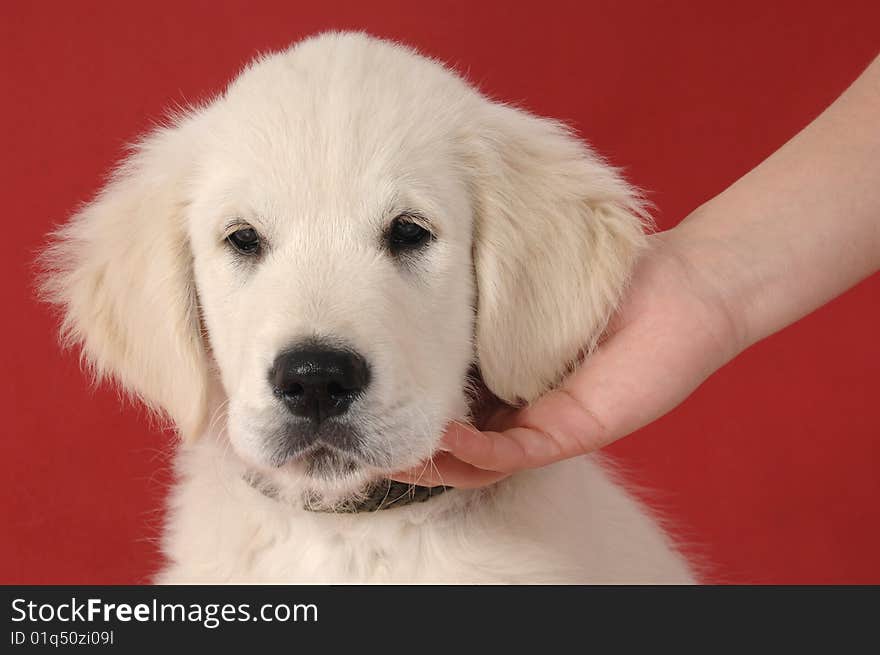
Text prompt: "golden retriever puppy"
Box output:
[[42, 32, 694, 583]]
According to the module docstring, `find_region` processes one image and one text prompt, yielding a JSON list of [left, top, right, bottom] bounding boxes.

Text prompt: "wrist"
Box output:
[[661, 214, 756, 358]]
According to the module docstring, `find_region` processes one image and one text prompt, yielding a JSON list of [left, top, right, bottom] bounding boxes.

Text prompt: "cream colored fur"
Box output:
[[42, 32, 695, 583]]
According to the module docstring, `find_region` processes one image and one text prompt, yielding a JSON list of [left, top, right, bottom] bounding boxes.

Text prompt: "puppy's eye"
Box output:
[[387, 215, 432, 253], [226, 225, 261, 255]]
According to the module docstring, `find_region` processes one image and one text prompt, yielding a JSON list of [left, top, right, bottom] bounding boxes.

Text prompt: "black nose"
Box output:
[[270, 346, 370, 422]]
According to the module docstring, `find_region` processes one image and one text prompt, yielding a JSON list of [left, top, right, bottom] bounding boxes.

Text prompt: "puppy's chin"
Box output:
[[303, 446, 360, 479], [229, 434, 440, 506], [239, 448, 376, 500]]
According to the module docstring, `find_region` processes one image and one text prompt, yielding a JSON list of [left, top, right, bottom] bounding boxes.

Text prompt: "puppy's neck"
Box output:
[[243, 469, 452, 513]]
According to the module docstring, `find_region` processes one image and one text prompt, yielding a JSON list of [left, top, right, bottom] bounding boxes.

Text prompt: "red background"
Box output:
[[2, 1, 879, 584]]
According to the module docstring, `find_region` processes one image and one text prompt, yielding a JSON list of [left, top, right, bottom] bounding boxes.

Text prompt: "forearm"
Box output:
[[670, 54, 880, 351]]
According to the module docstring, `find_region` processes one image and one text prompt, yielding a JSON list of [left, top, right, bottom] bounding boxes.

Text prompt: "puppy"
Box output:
[[42, 32, 695, 583]]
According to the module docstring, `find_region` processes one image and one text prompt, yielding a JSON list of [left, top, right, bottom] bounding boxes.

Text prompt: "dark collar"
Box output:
[[244, 471, 452, 513]]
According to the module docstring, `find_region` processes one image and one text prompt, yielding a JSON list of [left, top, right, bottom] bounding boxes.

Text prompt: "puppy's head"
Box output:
[[41, 33, 645, 500]]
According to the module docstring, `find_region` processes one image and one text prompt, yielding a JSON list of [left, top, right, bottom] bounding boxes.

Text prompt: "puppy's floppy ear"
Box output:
[[470, 102, 648, 405], [40, 117, 209, 438]]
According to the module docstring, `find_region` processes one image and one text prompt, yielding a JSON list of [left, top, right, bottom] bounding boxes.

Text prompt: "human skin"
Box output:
[[393, 54, 880, 489]]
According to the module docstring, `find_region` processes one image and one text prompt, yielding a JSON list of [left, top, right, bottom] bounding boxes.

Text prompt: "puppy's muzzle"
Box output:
[[270, 345, 370, 423]]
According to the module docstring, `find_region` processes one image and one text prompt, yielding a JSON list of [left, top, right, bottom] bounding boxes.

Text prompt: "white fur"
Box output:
[[42, 32, 695, 583]]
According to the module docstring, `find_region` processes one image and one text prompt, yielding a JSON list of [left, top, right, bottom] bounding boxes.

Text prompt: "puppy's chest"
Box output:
[[162, 454, 564, 583]]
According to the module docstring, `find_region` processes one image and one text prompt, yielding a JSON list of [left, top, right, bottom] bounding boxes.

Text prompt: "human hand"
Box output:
[[391, 227, 746, 488]]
